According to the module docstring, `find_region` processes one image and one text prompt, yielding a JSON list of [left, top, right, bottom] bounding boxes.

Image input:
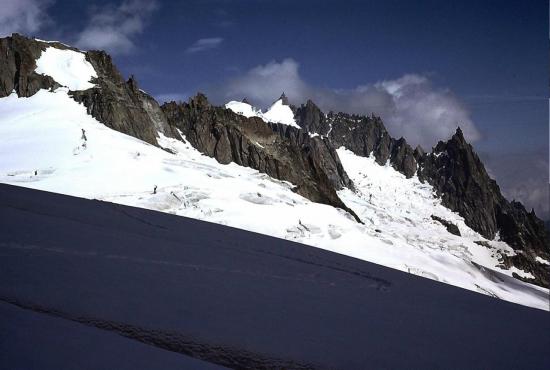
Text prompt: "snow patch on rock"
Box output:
[[263, 100, 300, 128], [35, 47, 97, 91], [226, 99, 300, 128]]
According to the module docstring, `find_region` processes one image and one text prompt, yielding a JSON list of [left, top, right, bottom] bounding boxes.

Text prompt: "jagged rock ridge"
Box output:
[[295, 100, 417, 177], [294, 100, 549, 287], [417, 128, 550, 286], [161, 94, 359, 220]]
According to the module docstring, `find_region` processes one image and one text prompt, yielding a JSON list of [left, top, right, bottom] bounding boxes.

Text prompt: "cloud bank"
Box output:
[[481, 149, 549, 220], [0, 0, 53, 37], [186, 37, 224, 54], [76, 0, 159, 54], [209, 58, 480, 149]]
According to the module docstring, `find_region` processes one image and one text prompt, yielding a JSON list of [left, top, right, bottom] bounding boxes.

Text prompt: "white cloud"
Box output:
[[220, 58, 309, 103], [208, 58, 480, 149], [76, 0, 159, 54], [186, 37, 224, 53], [0, 0, 53, 37], [482, 149, 549, 220]]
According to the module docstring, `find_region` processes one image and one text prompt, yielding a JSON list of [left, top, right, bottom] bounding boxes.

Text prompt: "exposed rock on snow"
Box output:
[[418, 128, 550, 287], [295, 100, 550, 287], [162, 93, 357, 219], [431, 215, 461, 236], [0, 34, 61, 97], [70, 51, 177, 146], [295, 100, 418, 177]]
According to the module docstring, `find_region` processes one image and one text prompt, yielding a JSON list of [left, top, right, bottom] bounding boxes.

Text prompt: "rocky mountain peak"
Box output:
[[126, 75, 139, 92], [189, 92, 211, 110], [296, 98, 326, 134], [418, 130, 549, 286], [295, 104, 417, 177], [279, 92, 290, 105], [454, 125, 464, 136]]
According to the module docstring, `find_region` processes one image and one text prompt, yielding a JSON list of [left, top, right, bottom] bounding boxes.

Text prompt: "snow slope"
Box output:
[[0, 88, 547, 311], [35, 47, 97, 91], [225, 99, 300, 128], [224, 101, 262, 118]]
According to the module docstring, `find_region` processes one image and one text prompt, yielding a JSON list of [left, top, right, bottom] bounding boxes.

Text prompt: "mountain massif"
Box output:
[[0, 33, 548, 300]]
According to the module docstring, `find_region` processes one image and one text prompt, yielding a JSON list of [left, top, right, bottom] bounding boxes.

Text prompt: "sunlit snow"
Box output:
[[35, 47, 97, 91], [262, 100, 300, 128], [226, 99, 300, 128], [0, 88, 548, 311], [224, 101, 262, 118]]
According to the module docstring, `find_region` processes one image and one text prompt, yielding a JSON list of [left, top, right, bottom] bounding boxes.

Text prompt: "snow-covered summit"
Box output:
[[225, 96, 301, 129], [263, 99, 300, 128], [224, 100, 262, 118]]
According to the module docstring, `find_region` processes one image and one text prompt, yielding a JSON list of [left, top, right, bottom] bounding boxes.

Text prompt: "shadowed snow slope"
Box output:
[[0, 88, 548, 311], [0, 184, 549, 369]]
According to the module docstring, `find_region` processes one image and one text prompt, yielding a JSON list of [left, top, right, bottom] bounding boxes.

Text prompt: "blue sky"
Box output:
[[2, 0, 548, 217]]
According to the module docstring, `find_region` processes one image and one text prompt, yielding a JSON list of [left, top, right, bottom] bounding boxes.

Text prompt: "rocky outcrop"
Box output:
[[71, 52, 177, 146], [0, 34, 174, 146], [0, 33, 61, 97], [431, 215, 461, 236], [296, 100, 549, 287], [295, 100, 418, 177], [418, 128, 550, 287], [418, 128, 499, 238], [295, 100, 332, 135], [161, 94, 360, 220]]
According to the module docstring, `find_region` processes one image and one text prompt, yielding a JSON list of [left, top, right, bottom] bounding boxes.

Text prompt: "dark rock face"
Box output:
[[71, 52, 177, 146], [431, 215, 461, 236], [161, 94, 360, 220], [295, 101, 417, 178], [295, 100, 332, 135], [418, 128, 550, 287], [0, 34, 173, 146], [0, 33, 60, 97], [418, 128, 499, 238]]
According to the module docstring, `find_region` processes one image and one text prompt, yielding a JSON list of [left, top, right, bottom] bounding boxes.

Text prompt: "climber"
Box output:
[[81, 129, 87, 141], [153, 185, 157, 194]]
